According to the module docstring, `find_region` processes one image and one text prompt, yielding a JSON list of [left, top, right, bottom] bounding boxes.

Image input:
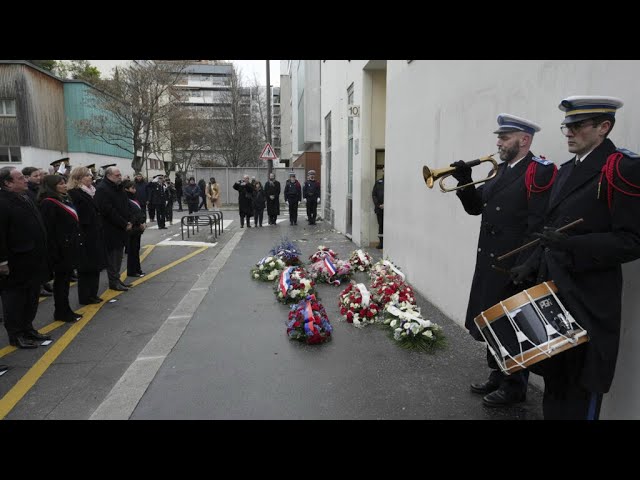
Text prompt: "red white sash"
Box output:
[[43, 197, 79, 222], [129, 199, 142, 210]]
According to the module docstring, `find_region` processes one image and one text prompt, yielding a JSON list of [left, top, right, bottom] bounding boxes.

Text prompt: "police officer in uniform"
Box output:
[[372, 170, 384, 249], [511, 96, 640, 420], [303, 170, 321, 225], [451, 113, 557, 407], [148, 174, 168, 229]]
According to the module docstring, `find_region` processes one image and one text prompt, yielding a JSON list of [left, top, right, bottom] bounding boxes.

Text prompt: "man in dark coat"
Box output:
[[511, 96, 640, 420], [452, 113, 557, 407], [148, 175, 168, 229], [284, 172, 302, 225], [372, 171, 384, 249], [232, 175, 254, 228], [303, 170, 321, 225], [264, 172, 281, 225], [174, 173, 184, 211], [94, 167, 132, 291], [0, 167, 52, 348]]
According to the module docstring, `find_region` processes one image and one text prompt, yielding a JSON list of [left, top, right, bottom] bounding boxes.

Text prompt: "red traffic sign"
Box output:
[[259, 143, 278, 160]]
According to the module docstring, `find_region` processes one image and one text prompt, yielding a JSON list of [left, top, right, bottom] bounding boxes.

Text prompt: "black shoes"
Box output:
[[129, 272, 145, 278], [80, 296, 103, 305], [25, 329, 51, 341], [9, 335, 38, 349], [55, 313, 81, 322], [120, 281, 133, 288], [470, 379, 501, 395], [0, 364, 9, 373], [110, 285, 128, 291], [482, 388, 526, 408], [39, 289, 53, 297]]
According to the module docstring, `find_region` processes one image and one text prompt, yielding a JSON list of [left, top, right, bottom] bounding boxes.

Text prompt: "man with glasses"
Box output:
[[511, 96, 640, 419], [451, 114, 557, 408]]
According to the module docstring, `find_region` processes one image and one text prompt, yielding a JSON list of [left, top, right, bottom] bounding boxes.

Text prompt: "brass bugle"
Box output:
[[423, 153, 499, 192]]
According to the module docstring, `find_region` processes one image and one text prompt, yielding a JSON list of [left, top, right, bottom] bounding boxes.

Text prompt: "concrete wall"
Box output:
[[382, 60, 640, 418]]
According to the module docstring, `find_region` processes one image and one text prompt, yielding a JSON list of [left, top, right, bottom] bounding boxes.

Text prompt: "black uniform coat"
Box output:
[[530, 138, 640, 393], [456, 151, 556, 340], [148, 182, 167, 206], [94, 177, 130, 250], [372, 177, 384, 212], [264, 179, 281, 216], [283, 180, 302, 204], [0, 190, 51, 288], [233, 181, 254, 215], [39, 194, 83, 273], [303, 179, 321, 202], [68, 188, 107, 272]]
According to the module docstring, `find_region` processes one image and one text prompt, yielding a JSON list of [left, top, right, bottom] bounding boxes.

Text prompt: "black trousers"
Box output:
[[176, 192, 183, 210], [53, 270, 74, 318], [154, 203, 166, 228], [254, 209, 264, 226], [165, 200, 173, 222], [77, 270, 100, 304], [106, 247, 124, 288], [148, 203, 156, 221], [187, 203, 199, 214], [1, 284, 40, 337], [376, 210, 384, 243], [306, 198, 318, 224], [288, 201, 298, 224], [140, 204, 148, 222], [486, 348, 529, 393], [127, 234, 142, 276], [240, 212, 252, 227], [198, 195, 207, 210]]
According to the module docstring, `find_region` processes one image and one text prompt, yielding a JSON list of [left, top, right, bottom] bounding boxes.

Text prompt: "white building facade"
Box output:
[[322, 59, 640, 419]]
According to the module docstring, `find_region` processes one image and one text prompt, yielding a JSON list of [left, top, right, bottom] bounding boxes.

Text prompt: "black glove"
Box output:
[[509, 249, 541, 285], [449, 160, 473, 184], [532, 228, 570, 251]]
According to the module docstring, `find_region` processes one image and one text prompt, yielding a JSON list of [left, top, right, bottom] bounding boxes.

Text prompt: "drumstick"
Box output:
[[496, 218, 584, 262]]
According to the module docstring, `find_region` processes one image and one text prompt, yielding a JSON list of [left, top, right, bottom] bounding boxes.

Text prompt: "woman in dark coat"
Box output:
[[122, 179, 147, 277], [39, 175, 83, 322], [68, 167, 108, 305], [252, 181, 266, 227], [264, 173, 281, 225], [183, 177, 201, 215], [233, 175, 254, 228]]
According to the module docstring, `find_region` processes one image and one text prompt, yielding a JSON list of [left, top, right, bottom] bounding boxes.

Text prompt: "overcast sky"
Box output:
[[88, 60, 280, 86]]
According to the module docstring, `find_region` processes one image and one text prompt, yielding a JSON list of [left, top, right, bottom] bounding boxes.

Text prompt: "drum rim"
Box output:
[[474, 281, 558, 328]]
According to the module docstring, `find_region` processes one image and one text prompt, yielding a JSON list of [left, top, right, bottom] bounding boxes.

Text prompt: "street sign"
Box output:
[[259, 143, 278, 160]]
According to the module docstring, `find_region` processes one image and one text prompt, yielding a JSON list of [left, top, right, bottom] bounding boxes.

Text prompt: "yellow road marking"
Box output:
[[0, 245, 208, 419]]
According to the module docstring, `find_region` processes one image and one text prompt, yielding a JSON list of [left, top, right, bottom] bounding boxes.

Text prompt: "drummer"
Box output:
[[450, 113, 557, 407], [510, 95, 640, 420]]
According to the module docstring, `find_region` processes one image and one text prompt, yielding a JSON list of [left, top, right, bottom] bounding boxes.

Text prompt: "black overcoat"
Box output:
[[456, 151, 556, 340], [0, 190, 51, 288], [39, 194, 83, 273], [530, 138, 640, 393], [233, 181, 254, 215], [68, 188, 107, 272], [94, 177, 130, 250], [264, 180, 281, 216]]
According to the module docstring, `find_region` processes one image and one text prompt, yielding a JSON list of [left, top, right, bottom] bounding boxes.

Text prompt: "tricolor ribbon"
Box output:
[[303, 300, 317, 336], [323, 257, 337, 276], [258, 256, 269, 266], [129, 199, 142, 210], [383, 260, 405, 281], [43, 197, 79, 222], [279, 267, 294, 296]]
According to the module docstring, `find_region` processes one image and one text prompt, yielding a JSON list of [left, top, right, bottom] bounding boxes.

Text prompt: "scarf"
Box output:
[[81, 184, 96, 197]]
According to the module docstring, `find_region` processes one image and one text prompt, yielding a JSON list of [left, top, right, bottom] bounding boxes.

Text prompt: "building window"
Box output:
[[0, 146, 21, 163], [0, 99, 16, 116]]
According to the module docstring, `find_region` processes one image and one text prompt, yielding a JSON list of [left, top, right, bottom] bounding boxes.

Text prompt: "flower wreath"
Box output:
[[372, 276, 416, 308], [348, 249, 373, 272], [307, 257, 352, 285], [251, 255, 287, 282], [286, 294, 333, 344], [309, 245, 339, 263], [381, 302, 445, 352], [338, 282, 380, 328], [370, 259, 406, 283], [274, 266, 317, 304], [270, 239, 303, 266]]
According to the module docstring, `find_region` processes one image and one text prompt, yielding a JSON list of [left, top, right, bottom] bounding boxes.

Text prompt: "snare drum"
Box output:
[[474, 281, 589, 375]]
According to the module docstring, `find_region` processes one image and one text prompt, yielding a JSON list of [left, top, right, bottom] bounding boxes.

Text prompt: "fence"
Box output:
[[193, 167, 306, 205]]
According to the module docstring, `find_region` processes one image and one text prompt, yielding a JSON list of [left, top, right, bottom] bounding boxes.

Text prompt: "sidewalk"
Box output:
[[129, 212, 543, 419]]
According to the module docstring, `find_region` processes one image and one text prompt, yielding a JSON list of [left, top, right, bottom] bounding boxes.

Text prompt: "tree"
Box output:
[[28, 60, 57, 71], [55, 60, 101, 84], [206, 66, 263, 167], [75, 61, 188, 174]]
